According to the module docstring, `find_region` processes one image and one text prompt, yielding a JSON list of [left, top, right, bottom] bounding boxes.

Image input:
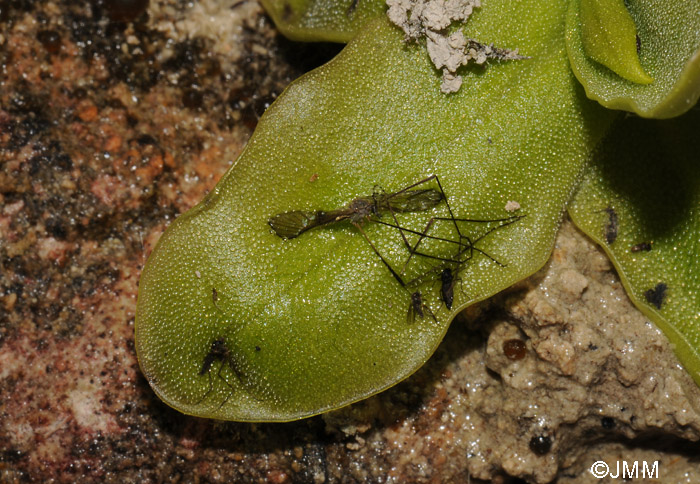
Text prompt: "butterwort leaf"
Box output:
[[578, 0, 653, 85], [259, 0, 386, 42], [566, 0, 700, 118], [136, 1, 614, 421]]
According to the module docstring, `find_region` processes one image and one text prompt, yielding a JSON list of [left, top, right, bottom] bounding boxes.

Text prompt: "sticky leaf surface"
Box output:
[[136, 2, 614, 421], [260, 0, 386, 42]]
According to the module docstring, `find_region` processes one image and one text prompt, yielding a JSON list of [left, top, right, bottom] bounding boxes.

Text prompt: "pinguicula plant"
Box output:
[[135, 0, 700, 421]]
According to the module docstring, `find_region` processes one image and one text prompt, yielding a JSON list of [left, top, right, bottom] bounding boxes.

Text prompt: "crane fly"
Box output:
[[269, 176, 450, 288], [269, 175, 526, 322], [268, 180, 444, 240]]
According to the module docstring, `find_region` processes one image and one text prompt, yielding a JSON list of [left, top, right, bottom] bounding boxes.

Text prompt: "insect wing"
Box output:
[[268, 211, 319, 239], [407, 292, 426, 324], [387, 189, 444, 213], [407, 299, 416, 324]]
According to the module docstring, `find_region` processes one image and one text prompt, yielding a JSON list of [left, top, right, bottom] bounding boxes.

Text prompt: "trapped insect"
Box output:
[[194, 288, 244, 408], [271, 175, 525, 319], [601, 206, 618, 244], [439, 267, 459, 310], [269, 176, 452, 287], [407, 291, 436, 324], [268, 176, 445, 240], [195, 336, 244, 408], [630, 241, 652, 252], [645, 282, 668, 309]]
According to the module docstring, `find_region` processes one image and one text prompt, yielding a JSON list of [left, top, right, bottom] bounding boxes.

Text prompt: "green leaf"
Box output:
[[566, 0, 700, 118], [579, 0, 653, 85], [569, 108, 700, 387], [259, 0, 386, 42], [136, 2, 615, 421]]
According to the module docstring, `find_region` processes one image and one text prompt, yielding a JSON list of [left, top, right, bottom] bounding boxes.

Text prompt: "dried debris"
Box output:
[[505, 200, 521, 212], [386, 0, 527, 93]]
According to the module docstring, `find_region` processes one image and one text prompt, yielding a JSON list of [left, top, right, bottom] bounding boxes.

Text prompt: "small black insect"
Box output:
[[440, 268, 457, 310], [636, 34, 641, 53], [644, 282, 667, 310], [194, 288, 243, 407], [630, 242, 652, 252], [602, 207, 618, 244], [407, 291, 436, 324], [200, 338, 230, 378], [195, 337, 242, 408]]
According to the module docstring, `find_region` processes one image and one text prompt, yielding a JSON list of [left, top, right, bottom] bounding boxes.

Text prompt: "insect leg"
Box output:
[[372, 218, 468, 265], [352, 221, 406, 287], [215, 359, 238, 409], [193, 369, 215, 406]]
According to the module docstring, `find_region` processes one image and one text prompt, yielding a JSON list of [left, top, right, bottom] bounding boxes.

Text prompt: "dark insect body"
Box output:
[[195, 337, 243, 408], [268, 183, 444, 240], [630, 242, 652, 252], [602, 206, 618, 244], [644, 282, 667, 309], [440, 268, 457, 310], [407, 291, 436, 324], [199, 337, 230, 378], [194, 288, 243, 408]]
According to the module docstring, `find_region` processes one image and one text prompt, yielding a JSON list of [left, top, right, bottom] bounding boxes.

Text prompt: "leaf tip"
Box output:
[[580, 0, 654, 85]]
